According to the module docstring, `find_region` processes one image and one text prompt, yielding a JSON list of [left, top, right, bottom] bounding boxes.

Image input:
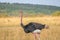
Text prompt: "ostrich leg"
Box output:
[[33, 33, 40, 40], [37, 33, 40, 40], [33, 33, 37, 40]]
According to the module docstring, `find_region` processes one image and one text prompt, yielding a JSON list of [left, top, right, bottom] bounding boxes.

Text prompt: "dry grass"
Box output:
[[0, 16, 60, 40]]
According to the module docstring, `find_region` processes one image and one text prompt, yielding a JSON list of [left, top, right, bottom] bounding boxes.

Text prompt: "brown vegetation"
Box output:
[[0, 16, 60, 40]]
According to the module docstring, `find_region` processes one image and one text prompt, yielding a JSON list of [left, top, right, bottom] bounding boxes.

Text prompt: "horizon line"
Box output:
[[0, 2, 60, 7]]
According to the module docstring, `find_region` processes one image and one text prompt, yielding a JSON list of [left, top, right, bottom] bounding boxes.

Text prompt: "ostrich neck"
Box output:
[[20, 11, 25, 28]]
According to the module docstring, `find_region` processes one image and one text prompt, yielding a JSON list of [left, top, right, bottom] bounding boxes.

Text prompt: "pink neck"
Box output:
[[20, 11, 23, 24]]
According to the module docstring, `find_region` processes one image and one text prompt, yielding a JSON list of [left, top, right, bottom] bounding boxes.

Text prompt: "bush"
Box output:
[[0, 13, 9, 17], [52, 11, 60, 16]]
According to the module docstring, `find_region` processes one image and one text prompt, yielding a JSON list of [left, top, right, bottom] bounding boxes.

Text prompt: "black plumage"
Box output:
[[21, 22, 45, 33]]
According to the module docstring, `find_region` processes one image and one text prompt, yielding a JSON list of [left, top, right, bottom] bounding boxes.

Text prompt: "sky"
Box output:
[[0, 0, 60, 7]]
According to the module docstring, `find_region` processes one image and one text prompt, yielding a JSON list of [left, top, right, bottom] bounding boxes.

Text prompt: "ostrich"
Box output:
[[20, 11, 49, 40]]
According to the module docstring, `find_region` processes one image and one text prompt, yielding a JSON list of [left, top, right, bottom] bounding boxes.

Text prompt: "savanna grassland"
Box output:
[[0, 16, 60, 40]]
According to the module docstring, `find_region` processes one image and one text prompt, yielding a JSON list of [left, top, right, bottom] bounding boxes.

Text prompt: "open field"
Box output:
[[0, 16, 60, 40]]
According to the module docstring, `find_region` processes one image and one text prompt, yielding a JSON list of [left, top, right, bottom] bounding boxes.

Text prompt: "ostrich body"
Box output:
[[21, 22, 45, 33], [20, 11, 48, 40]]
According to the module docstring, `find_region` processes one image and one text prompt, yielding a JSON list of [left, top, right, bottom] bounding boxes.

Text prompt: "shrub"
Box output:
[[0, 13, 9, 17], [52, 11, 60, 16]]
